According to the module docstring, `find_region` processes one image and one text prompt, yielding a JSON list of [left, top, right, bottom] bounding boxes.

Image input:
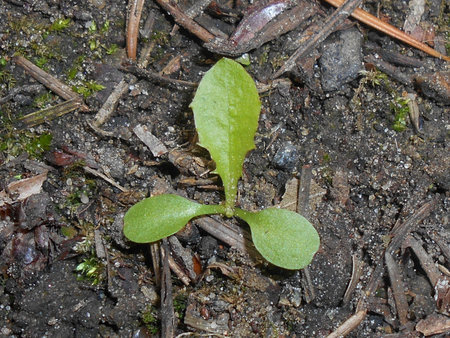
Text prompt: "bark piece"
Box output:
[[133, 124, 168, 157]]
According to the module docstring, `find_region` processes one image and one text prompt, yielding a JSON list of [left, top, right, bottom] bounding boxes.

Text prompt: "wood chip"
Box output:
[[416, 313, 450, 336], [92, 78, 130, 127], [133, 124, 168, 157]]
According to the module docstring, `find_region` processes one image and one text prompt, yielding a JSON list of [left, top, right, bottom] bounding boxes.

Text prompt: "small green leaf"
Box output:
[[124, 194, 225, 243], [235, 208, 320, 270], [190, 58, 261, 215]]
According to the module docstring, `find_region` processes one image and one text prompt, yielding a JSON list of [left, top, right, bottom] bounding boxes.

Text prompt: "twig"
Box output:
[[133, 124, 168, 157], [297, 164, 312, 216], [343, 254, 364, 304], [126, 0, 145, 60], [160, 238, 175, 338], [323, 0, 450, 61], [194, 216, 263, 263], [385, 251, 409, 325], [168, 236, 197, 281], [154, 0, 215, 43], [15, 99, 82, 129], [138, 11, 156, 68], [273, 0, 363, 78], [83, 166, 128, 192], [150, 242, 161, 286], [326, 309, 367, 338], [364, 55, 413, 86], [388, 200, 436, 255], [168, 254, 191, 286], [92, 78, 131, 128], [13, 55, 88, 111], [297, 165, 316, 302], [403, 236, 441, 286], [170, 0, 214, 36], [206, 1, 318, 56], [121, 63, 197, 88]]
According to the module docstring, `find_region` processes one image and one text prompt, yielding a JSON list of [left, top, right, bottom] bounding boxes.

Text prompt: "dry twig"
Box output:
[[16, 99, 82, 129], [13, 55, 88, 111], [126, 0, 145, 60], [323, 0, 450, 61], [297, 165, 316, 302], [121, 63, 197, 88], [385, 251, 409, 325], [194, 217, 263, 263], [92, 78, 131, 128], [343, 254, 364, 304], [160, 238, 175, 337], [154, 0, 215, 43], [273, 0, 363, 78]]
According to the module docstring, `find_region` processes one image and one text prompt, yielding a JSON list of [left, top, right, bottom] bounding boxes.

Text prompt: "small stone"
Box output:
[[320, 28, 363, 91], [273, 142, 299, 170], [80, 193, 89, 204]]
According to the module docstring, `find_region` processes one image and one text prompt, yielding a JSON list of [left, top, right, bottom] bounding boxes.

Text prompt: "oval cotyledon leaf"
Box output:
[[190, 58, 261, 215], [235, 208, 320, 269], [124, 194, 225, 243]]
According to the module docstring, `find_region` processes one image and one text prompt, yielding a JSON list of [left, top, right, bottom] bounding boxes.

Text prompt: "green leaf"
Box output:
[[190, 58, 261, 215], [124, 194, 225, 243], [235, 208, 320, 270]]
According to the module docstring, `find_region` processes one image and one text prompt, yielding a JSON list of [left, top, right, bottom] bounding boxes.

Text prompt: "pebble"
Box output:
[[319, 28, 363, 91], [273, 142, 299, 170]]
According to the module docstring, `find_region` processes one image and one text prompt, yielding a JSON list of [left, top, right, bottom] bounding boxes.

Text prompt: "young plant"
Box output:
[[123, 58, 320, 270]]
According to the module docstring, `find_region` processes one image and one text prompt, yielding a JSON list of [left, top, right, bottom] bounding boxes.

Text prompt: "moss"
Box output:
[[0, 130, 52, 160], [75, 254, 104, 285], [49, 18, 71, 33], [141, 306, 159, 334], [71, 80, 105, 99], [390, 96, 410, 132], [173, 292, 188, 320], [33, 91, 56, 108]]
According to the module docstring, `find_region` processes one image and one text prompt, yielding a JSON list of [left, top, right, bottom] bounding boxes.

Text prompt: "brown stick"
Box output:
[[343, 254, 364, 304], [323, 0, 450, 61], [404, 236, 441, 286], [297, 165, 316, 302], [13, 55, 88, 111], [273, 0, 363, 78], [385, 252, 409, 325], [16, 99, 82, 128], [327, 310, 367, 338], [92, 78, 131, 127], [121, 63, 197, 88], [154, 0, 215, 43], [194, 217, 263, 263], [126, 0, 145, 60], [160, 238, 175, 337]]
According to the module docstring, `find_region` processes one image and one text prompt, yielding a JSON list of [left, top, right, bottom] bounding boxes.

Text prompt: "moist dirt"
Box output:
[[0, 0, 449, 337]]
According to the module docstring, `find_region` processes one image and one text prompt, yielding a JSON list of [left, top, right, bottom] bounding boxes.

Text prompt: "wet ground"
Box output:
[[0, 0, 449, 337]]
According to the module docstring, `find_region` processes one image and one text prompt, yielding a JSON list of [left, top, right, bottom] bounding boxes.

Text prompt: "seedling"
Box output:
[[123, 58, 319, 270]]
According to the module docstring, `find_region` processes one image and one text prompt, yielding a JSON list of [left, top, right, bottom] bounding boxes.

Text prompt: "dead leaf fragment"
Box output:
[[416, 313, 450, 336], [0, 172, 48, 206]]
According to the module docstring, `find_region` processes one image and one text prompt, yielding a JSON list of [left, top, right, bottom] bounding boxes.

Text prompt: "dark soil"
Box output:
[[0, 0, 449, 337]]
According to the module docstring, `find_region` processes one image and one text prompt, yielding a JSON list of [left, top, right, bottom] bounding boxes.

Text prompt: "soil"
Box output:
[[0, 0, 449, 337]]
